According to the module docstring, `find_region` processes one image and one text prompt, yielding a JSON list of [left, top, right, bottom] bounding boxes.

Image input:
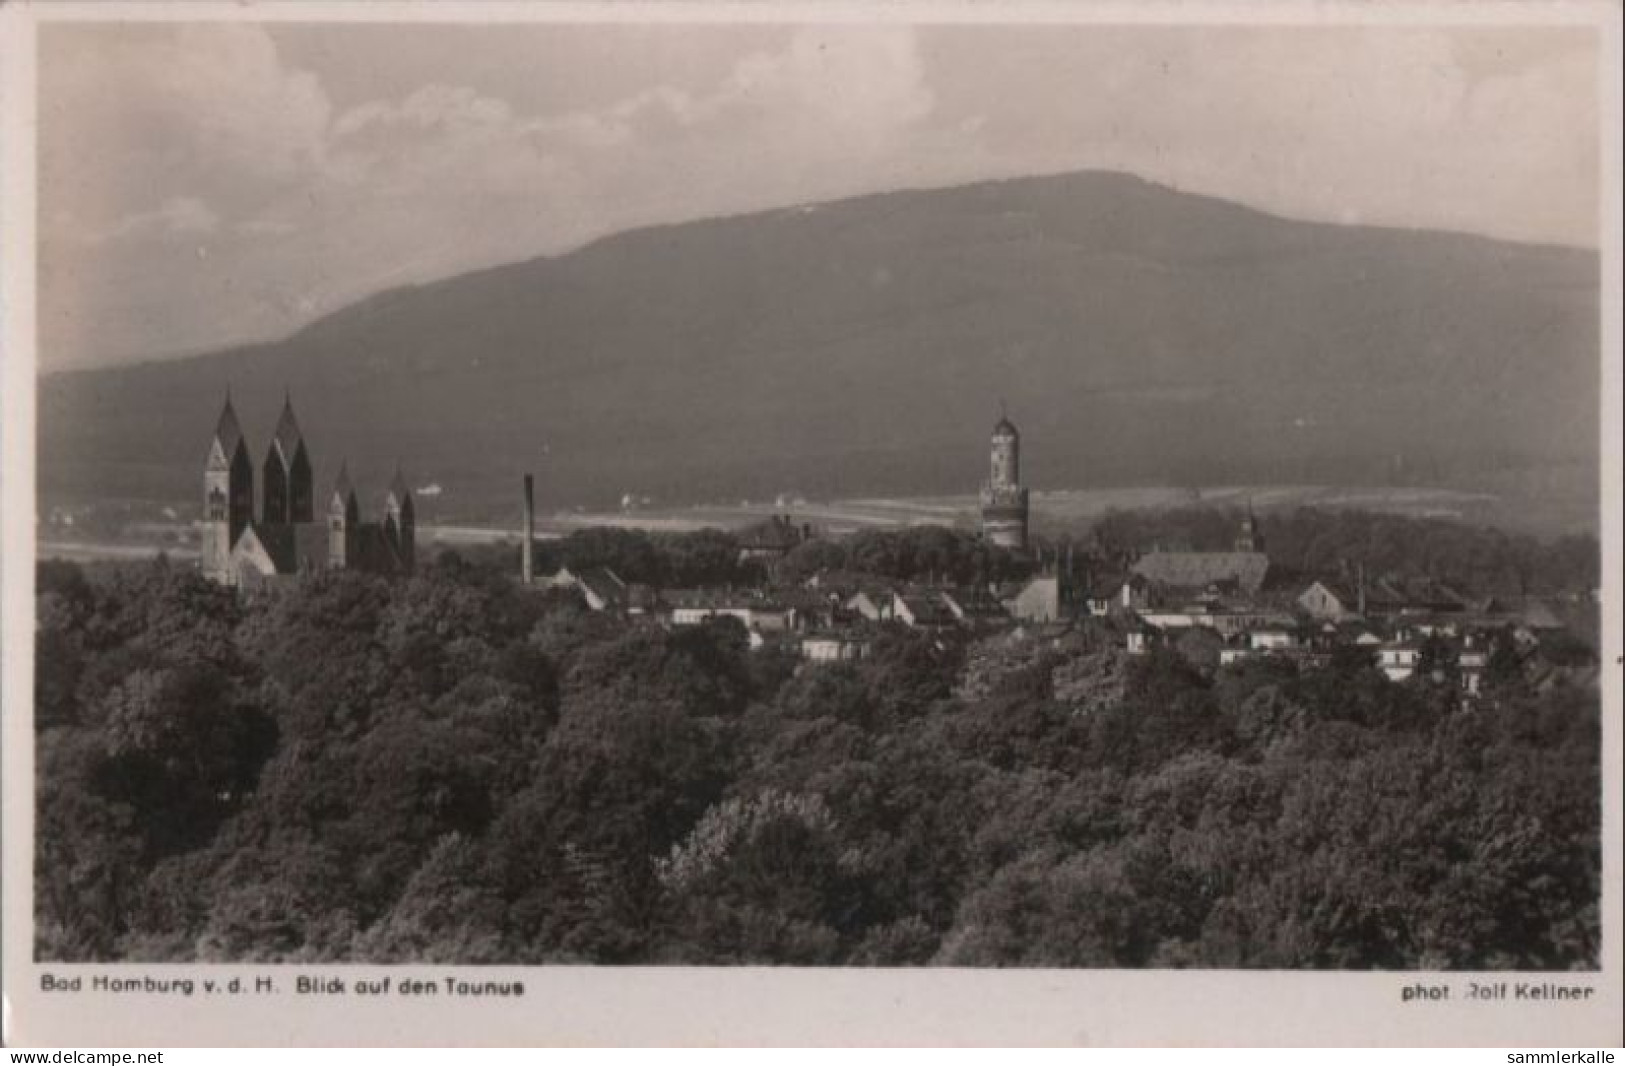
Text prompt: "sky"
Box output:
[[37, 18, 1602, 370]]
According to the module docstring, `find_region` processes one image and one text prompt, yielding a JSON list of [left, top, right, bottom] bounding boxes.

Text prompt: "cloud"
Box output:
[[918, 26, 1598, 247], [40, 24, 944, 365], [37, 21, 1599, 371], [42, 24, 331, 225], [58, 195, 220, 246], [319, 26, 935, 196]]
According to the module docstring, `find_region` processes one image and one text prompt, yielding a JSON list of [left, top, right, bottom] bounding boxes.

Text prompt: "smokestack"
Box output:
[[522, 474, 535, 585]]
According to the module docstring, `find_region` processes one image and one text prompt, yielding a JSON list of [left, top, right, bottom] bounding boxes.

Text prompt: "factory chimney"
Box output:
[[522, 474, 535, 584]]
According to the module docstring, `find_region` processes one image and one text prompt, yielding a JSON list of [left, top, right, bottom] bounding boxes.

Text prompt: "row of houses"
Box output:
[[530, 506, 1583, 701], [537, 564, 1006, 656]]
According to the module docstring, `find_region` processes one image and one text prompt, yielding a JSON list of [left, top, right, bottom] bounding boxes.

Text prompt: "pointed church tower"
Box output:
[[384, 465, 416, 574], [263, 392, 314, 526], [327, 462, 360, 569], [202, 392, 255, 585]]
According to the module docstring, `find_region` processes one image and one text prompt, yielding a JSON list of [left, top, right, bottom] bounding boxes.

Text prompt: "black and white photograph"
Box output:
[[2, 0, 1620, 1047]]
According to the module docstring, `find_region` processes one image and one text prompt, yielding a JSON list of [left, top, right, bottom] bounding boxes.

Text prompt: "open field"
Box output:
[[463, 482, 1529, 539], [37, 481, 1574, 563]]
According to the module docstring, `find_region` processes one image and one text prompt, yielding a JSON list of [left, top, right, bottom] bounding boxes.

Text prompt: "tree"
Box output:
[[658, 790, 855, 963]]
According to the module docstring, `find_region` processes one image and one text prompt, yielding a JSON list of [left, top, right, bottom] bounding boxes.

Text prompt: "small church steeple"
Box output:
[[384, 463, 416, 574], [202, 391, 255, 585], [327, 461, 359, 569]]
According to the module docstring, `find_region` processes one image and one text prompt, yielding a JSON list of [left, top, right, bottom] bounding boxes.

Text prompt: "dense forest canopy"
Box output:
[[34, 509, 1601, 967]]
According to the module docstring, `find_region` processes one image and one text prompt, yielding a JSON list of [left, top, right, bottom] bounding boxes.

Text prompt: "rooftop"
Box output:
[[1132, 551, 1271, 595]]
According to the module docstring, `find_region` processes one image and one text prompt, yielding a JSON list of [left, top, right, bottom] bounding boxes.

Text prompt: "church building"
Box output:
[[201, 393, 415, 589], [979, 413, 1030, 551]]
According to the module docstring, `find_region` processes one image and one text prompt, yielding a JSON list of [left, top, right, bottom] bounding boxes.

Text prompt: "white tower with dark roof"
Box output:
[[202, 392, 255, 585], [980, 413, 1030, 550], [327, 462, 360, 569]]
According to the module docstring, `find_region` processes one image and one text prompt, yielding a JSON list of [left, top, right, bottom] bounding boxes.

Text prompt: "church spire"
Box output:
[[264, 390, 313, 525], [212, 391, 245, 457], [204, 389, 254, 586], [383, 462, 416, 575], [331, 460, 355, 502], [271, 390, 304, 462]]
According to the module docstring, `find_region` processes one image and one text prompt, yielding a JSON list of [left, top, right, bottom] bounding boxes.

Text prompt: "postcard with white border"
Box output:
[[2, 0, 1621, 1047]]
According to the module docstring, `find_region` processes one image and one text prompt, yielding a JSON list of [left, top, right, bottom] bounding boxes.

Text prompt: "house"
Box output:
[[667, 590, 795, 633], [1131, 550, 1271, 598], [1377, 641, 1422, 682], [547, 565, 629, 612], [1086, 572, 1149, 616], [1084, 576, 1118, 617], [1248, 625, 1300, 652], [800, 632, 872, 663], [1007, 574, 1074, 622], [1406, 616, 1464, 640], [1458, 636, 1490, 698], [1314, 621, 1382, 649], [891, 591, 958, 630], [939, 588, 1007, 628], [1138, 598, 1274, 637], [1366, 575, 1468, 616], [777, 589, 841, 631], [1297, 579, 1362, 621], [736, 515, 811, 564], [844, 589, 894, 622], [625, 584, 665, 618]]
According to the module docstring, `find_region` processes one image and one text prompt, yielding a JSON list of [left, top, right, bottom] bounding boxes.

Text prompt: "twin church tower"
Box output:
[[202, 393, 415, 589]]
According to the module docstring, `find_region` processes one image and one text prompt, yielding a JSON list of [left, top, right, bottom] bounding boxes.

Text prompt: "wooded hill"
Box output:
[[40, 171, 1599, 524]]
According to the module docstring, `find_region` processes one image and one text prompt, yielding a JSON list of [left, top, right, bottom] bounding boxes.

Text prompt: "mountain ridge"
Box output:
[[39, 169, 1601, 527]]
